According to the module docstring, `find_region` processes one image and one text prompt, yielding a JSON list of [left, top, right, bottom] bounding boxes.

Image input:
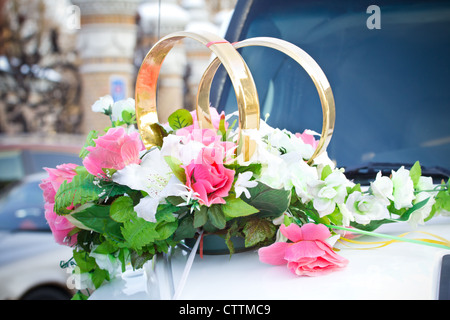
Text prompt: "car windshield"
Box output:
[[217, 0, 450, 178], [0, 178, 48, 231]]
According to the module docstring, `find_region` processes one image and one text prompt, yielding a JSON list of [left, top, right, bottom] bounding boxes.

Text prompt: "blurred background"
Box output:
[[0, 0, 235, 300]]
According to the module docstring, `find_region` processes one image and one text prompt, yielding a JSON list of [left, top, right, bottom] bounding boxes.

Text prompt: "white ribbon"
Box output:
[[172, 230, 203, 300]]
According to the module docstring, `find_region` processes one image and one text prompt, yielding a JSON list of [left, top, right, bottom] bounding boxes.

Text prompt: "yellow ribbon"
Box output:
[[337, 230, 450, 250], [324, 224, 450, 251]]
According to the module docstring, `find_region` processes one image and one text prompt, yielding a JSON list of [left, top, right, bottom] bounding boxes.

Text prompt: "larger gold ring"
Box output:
[[196, 37, 335, 164], [135, 30, 260, 160]]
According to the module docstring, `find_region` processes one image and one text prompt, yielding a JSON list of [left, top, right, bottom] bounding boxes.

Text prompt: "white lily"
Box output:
[[234, 171, 258, 199], [112, 148, 186, 222]]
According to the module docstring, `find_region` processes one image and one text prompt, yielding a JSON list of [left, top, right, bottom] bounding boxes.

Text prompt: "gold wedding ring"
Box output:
[[196, 37, 336, 164], [135, 30, 260, 160]]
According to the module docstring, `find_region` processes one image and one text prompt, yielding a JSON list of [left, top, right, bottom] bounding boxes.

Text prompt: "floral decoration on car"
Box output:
[[40, 96, 450, 299]]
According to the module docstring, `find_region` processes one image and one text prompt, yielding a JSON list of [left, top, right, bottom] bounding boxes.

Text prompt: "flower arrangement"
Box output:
[[40, 95, 450, 299]]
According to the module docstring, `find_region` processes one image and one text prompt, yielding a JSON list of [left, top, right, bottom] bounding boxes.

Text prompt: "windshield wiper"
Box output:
[[344, 162, 450, 185]]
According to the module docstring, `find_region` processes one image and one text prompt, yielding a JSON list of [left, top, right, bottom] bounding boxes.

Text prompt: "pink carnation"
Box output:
[[39, 163, 78, 246], [296, 130, 319, 149], [83, 127, 144, 178], [258, 223, 348, 276], [184, 147, 235, 207]]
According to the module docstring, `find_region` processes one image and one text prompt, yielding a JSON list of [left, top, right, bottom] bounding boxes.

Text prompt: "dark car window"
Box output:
[[217, 0, 450, 176], [0, 179, 48, 231]]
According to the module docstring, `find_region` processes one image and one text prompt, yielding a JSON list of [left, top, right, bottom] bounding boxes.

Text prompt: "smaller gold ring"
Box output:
[[196, 37, 336, 164]]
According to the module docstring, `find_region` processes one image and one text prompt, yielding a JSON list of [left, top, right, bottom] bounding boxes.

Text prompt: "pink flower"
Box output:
[[296, 130, 319, 149], [39, 163, 78, 246], [184, 147, 235, 207], [258, 223, 348, 276], [83, 127, 144, 178], [190, 107, 228, 131]]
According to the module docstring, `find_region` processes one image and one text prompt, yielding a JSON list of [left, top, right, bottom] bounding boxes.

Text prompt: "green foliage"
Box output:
[[79, 130, 98, 159], [243, 218, 277, 248], [168, 109, 193, 130], [164, 156, 186, 184], [70, 203, 123, 240], [410, 161, 422, 187], [242, 182, 291, 219], [54, 167, 103, 215], [222, 197, 259, 219]]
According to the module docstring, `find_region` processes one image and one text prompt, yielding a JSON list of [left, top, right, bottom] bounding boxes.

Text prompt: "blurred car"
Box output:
[[91, 0, 450, 300], [0, 133, 84, 190], [0, 136, 83, 299]]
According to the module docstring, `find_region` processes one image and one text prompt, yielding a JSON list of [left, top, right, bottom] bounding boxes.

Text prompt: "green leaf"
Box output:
[[218, 113, 227, 140], [54, 167, 103, 215], [168, 109, 193, 130], [121, 217, 159, 251], [398, 197, 430, 222], [173, 214, 196, 241], [222, 197, 259, 219], [193, 206, 208, 228], [350, 219, 395, 232], [79, 130, 98, 159], [410, 161, 422, 187], [92, 267, 109, 289], [164, 156, 186, 184], [110, 196, 135, 223], [321, 165, 333, 180], [242, 182, 290, 219], [70, 203, 123, 240], [208, 205, 226, 229], [94, 240, 119, 255], [243, 219, 276, 248], [155, 221, 178, 240], [73, 250, 96, 272], [155, 203, 178, 222]]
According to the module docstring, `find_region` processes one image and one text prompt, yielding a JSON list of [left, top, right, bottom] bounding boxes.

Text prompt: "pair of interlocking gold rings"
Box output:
[[135, 31, 335, 164]]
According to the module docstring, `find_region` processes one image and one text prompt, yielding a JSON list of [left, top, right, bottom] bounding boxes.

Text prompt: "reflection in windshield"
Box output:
[[0, 179, 48, 231], [218, 0, 450, 173]]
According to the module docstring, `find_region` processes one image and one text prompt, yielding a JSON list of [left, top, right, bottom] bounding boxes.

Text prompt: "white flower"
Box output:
[[90, 251, 122, 278], [408, 192, 435, 228], [288, 154, 320, 203], [308, 170, 352, 217], [92, 95, 114, 113], [345, 191, 390, 225], [370, 171, 394, 205], [111, 98, 135, 122], [407, 176, 437, 228], [234, 171, 257, 199], [391, 166, 415, 210], [112, 148, 186, 222]]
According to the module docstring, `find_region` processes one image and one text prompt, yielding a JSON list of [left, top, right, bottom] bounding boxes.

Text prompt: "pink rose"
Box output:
[[295, 130, 319, 149], [258, 223, 348, 276], [39, 163, 79, 246], [184, 147, 235, 207], [83, 127, 144, 178], [176, 127, 236, 164]]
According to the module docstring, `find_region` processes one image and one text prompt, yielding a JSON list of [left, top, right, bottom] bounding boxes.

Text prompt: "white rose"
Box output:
[[346, 191, 389, 225], [391, 166, 415, 210], [308, 170, 352, 217], [370, 171, 394, 205], [111, 98, 135, 122], [91, 95, 114, 113]]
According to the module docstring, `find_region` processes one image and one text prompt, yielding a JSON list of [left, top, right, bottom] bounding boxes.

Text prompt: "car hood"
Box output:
[[89, 215, 450, 300], [0, 231, 68, 267]]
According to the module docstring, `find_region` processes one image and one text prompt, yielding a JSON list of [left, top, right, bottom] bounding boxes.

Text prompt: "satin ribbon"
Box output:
[[172, 230, 203, 300], [325, 224, 450, 250]]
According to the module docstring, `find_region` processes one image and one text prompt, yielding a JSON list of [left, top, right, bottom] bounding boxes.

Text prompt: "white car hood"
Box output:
[[90, 215, 450, 300]]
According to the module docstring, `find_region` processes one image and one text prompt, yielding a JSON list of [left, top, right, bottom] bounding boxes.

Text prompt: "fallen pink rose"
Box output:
[[258, 223, 348, 276]]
